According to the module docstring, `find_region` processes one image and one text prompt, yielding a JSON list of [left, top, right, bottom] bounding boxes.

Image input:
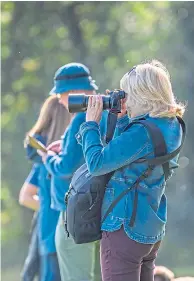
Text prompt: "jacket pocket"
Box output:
[[132, 194, 167, 237]]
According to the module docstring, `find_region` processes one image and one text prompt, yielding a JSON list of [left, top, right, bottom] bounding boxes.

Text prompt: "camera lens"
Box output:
[[68, 90, 125, 113], [102, 95, 111, 110], [68, 94, 111, 113], [68, 94, 88, 113]]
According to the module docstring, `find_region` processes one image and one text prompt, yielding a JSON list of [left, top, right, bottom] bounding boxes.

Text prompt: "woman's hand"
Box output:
[[37, 140, 61, 163], [86, 95, 103, 123], [47, 140, 62, 153], [37, 150, 47, 163], [37, 150, 56, 163]]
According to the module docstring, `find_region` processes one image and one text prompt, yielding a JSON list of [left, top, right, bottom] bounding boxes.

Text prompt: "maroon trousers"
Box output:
[[100, 227, 161, 281]]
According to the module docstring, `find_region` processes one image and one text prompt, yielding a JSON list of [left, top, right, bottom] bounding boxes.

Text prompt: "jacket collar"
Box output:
[[130, 113, 149, 123]]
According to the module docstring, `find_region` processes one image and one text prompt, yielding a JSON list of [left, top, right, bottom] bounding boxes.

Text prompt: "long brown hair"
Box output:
[[27, 96, 71, 145]]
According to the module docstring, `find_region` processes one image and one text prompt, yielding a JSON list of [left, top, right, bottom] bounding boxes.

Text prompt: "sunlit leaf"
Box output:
[[56, 26, 68, 39], [22, 58, 40, 72], [1, 11, 12, 24]]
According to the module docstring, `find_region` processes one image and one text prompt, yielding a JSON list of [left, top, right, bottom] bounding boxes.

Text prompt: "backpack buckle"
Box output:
[[64, 222, 70, 238], [65, 192, 68, 204], [62, 211, 70, 238], [64, 185, 74, 204], [142, 165, 155, 179]]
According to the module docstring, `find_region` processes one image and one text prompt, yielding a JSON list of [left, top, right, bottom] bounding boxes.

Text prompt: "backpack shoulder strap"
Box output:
[[124, 117, 186, 178], [134, 120, 170, 180], [102, 117, 186, 225], [147, 116, 186, 166], [105, 111, 118, 144], [124, 119, 170, 179]]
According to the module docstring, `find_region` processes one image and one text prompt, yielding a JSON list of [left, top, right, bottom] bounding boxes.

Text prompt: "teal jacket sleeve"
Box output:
[[45, 113, 86, 178], [79, 120, 150, 176]]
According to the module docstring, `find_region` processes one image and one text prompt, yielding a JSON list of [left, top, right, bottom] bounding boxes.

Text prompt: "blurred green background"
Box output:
[[1, 1, 194, 280]]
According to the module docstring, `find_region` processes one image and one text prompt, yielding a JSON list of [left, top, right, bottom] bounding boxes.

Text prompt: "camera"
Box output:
[[68, 89, 126, 113]]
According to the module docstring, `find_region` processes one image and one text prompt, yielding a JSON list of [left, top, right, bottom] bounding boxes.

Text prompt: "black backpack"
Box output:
[[65, 117, 186, 244]]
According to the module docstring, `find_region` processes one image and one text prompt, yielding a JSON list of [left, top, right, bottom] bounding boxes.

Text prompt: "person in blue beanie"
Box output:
[[23, 95, 71, 281], [39, 63, 107, 281]]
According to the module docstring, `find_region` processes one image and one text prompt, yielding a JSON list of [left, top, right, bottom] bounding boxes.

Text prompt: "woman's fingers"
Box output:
[[97, 95, 103, 111], [47, 140, 61, 150], [37, 149, 46, 157], [88, 95, 92, 108], [92, 95, 97, 107], [86, 95, 103, 123], [96, 96, 103, 120]]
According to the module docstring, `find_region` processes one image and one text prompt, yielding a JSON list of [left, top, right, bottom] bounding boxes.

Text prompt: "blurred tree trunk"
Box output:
[[59, 3, 87, 62]]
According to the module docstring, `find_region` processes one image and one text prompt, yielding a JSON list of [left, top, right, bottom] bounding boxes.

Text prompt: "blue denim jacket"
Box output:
[[45, 111, 108, 211], [78, 114, 182, 244]]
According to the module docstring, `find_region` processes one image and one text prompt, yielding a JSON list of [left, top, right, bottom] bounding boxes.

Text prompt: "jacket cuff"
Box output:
[[45, 154, 57, 173], [76, 121, 99, 144], [80, 121, 99, 134]]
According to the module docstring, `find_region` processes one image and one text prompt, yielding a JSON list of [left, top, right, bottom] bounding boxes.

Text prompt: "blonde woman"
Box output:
[[77, 60, 185, 281], [23, 96, 71, 281]]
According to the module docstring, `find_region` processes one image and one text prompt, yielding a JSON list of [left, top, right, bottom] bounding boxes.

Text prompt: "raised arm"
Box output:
[[79, 121, 150, 176], [19, 183, 39, 211], [45, 113, 86, 178], [19, 164, 40, 211]]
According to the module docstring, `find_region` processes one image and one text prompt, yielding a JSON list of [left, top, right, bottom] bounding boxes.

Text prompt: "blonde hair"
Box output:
[[27, 96, 71, 145], [120, 60, 185, 118]]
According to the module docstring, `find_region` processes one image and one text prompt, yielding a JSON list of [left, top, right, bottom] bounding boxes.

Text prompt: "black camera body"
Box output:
[[68, 89, 126, 113]]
